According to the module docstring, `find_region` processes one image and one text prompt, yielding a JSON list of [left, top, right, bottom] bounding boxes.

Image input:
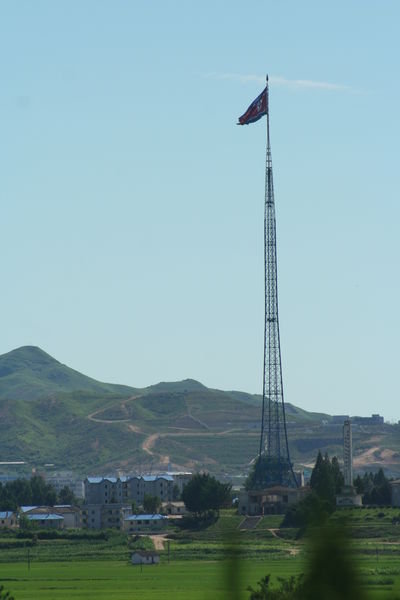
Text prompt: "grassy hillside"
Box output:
[[0, 346, 136, 400], [0, 346, 398, 478]]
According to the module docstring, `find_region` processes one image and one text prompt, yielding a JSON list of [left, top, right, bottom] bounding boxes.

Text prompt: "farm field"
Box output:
[[0, 509, 400, 598], [0, 558, 302, 600], [1, 556, 400, 599]]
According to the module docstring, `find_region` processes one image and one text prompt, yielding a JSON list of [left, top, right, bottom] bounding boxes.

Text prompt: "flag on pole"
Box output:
[[237, 86, 268, 125]]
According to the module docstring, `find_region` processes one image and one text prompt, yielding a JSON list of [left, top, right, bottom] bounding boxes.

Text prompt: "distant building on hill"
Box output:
[[351, 414, 384, 426]]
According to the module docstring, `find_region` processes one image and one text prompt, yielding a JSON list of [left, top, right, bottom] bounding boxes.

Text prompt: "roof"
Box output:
[[125, 514, 166, 521], [0, 511, 14, 519], [20, 506, 38, 513], [86, 477, 118, 484], [27, 514, 64, 521], [142, 475, 173, 482]]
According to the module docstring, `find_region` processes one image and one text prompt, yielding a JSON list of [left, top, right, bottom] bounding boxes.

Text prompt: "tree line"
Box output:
[[0, 476, 76, 511]]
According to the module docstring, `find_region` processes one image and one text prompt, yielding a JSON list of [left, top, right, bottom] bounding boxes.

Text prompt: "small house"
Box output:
[[131, 551, 160, 565], [161, 501, 186, 516], [0, 511, 17, 528], [123, 514, 167, 533], [26, 513, 64, 529]]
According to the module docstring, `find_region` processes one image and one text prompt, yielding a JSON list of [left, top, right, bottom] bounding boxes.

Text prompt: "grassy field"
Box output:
[[0, 558, 305, 600], [1, 556, 400, 599], [0, 509, 400, 598]]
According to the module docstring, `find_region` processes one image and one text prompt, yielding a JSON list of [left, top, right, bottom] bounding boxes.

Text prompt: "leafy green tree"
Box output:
[[58, 486, 77, 505], [172, 484, 181, 501], [310, 452, 335, 505], [281, 492, 331, 530], [30, 475, 57, 505], [353, 469, 391, 505], [331, 456, 344, 493], [182, 473, 231, 517], [143, 494, 161, 513]]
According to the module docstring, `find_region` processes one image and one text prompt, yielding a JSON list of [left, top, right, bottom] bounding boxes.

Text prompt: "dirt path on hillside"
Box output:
[[87, 395, 141, 424]]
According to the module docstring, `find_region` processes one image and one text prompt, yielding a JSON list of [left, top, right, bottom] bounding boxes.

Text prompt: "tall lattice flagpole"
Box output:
[[258, 77, 297, 488]]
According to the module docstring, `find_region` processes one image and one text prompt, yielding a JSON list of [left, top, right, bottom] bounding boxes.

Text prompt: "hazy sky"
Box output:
[[1, 1, 399, 420]]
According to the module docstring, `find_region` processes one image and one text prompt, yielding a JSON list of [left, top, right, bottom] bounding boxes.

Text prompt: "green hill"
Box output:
[[0, 346, 398, 479], [0, 346, 136, 400]]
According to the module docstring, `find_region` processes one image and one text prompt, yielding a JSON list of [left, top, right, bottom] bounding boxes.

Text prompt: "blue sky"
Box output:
[[1, 1, 399, 420]]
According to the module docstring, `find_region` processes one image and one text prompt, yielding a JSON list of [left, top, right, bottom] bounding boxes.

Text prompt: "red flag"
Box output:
[[238, 86, 268, 125]]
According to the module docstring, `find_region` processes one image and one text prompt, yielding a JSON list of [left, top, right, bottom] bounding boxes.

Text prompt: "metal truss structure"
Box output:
[[258, 82, 297, 488]]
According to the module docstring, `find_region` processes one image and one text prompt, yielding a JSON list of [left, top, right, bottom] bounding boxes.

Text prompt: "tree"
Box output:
[[143, 494, 161, 514], [182, 473, 231, 517], [172, 484, 181, 501], [309, 452, 336, 505], [58, 486, 77, 505], [331, 456, 344, 493], [354, 469, 391, 505], [281, 492, 331, 530]]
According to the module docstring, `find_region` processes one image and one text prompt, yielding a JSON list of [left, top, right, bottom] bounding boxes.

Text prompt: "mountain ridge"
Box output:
[[0, 346, 397, 478]]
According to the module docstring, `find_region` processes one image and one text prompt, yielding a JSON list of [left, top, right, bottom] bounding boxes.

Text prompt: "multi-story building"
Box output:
[[81, 504, 132, 530], [84, 474, 175, 506]]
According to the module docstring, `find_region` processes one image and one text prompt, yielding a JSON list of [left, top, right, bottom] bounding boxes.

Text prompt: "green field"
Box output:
[[0, 509, 400, 598], [2, 556, 400, 600]]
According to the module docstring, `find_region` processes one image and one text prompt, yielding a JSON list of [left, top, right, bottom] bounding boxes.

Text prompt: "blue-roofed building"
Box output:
[[123, 513, 167, 533], [27, 513, 64, 529], [84, 475, 175, 506], [0, 511, 17, 528]]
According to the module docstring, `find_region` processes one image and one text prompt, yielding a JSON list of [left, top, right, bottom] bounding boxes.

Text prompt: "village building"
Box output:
[[84, 474, 175, 506], [82, 503, 131, 530], [131, 551, 160, 565], [20, 505, 81, 528], [238, 486, 308, 515], [26, 513, 64, 529], [161, 501, 186, 516], [0, 511, 17, 528], [123, 514, 167, 534]]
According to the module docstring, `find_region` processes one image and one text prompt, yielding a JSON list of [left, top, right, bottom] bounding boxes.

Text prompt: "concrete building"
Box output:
[[81, 503, 131, 530], [161, 501, 186, 516], [131, 551, 160, 565], [26, 513, 64, 529], [238, 486, 309, 516], [52, 505, 81, 528], [84, 475, 175, 505], [0, 511, 17, 528], [84, 477, 124, 505], [20, 505, 81, 529], [123, 514, 167, 534]]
